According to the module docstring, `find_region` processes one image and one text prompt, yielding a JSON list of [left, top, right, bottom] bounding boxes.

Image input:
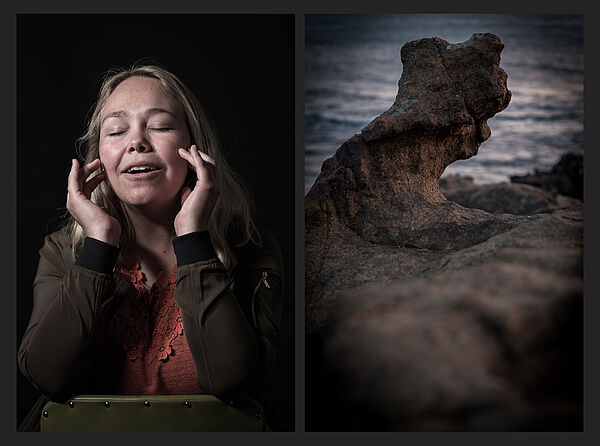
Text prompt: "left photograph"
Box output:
[[16, 14, 294, 432]]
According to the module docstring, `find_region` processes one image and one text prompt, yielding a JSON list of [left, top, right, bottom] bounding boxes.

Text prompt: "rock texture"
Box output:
[[305, 33, 582, 431], [440, 174, 580, 215], [323, 211, 583, 431]]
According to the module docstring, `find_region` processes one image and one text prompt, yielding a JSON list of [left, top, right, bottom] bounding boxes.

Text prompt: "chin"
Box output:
[[120, 191, 175, 209]]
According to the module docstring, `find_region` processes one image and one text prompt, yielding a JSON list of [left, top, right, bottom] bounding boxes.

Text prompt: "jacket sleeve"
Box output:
[[172, 230, 284, 398], [18, 232, 121, 399]]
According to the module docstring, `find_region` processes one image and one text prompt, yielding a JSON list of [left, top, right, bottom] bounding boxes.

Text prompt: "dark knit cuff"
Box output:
[[75, 237, 120, 274], [173, 231, 217, 265]]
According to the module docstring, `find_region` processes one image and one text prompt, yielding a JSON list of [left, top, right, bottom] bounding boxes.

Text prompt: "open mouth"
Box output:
[[125, 166, 161, 175]]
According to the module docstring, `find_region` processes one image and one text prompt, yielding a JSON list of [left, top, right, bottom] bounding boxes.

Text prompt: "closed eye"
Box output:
[[151, 127, 173, 132], [108, 130, 125, 136]]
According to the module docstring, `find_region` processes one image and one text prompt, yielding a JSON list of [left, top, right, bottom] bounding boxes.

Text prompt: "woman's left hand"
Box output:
[[174, 145, 220, 236]]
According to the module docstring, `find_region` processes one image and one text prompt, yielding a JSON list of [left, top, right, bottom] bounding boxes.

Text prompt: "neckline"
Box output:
[[116, 259, 177, 291]]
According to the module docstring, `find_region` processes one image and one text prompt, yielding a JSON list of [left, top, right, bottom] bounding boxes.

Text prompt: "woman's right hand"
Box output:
[[66, 158, 121, 247]]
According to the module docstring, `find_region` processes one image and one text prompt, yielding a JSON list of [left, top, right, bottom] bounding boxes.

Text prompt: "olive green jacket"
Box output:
[[18, 227, 284, 426]]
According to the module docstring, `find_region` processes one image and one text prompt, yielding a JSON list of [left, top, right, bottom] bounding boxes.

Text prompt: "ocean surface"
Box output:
[[305, 14, 583, 194]]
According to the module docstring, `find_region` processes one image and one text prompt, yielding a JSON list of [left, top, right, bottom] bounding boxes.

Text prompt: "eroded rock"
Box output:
[[305, 33, 582, 431], [306, 33, 515, 339], [307, 34, 512, 255]]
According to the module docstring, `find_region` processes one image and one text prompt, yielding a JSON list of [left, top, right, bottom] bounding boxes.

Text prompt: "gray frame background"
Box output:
[[2, 0, 599, 443]]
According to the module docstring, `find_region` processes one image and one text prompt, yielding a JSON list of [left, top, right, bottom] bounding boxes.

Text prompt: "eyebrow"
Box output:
[[101, 108, 177, 125]]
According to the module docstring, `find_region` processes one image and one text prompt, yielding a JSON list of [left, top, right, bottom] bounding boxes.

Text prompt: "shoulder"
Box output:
[[44, 225, 72, 251], [45, 225, 72, 246], [39, 226, 75, 267]]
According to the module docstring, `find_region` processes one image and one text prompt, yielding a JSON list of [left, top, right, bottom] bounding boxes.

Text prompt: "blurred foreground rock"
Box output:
[[324, 211, 582, 431], [305, 33, 582, 431]]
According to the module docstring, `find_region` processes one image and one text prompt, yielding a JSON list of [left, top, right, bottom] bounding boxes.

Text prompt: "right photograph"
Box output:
[[305, 14, 583, 431]]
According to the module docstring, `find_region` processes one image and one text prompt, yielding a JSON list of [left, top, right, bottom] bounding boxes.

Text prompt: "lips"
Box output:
[[122, 162, 162, 175]]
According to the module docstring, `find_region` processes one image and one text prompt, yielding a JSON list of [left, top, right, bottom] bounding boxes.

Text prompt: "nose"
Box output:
[[128, 128, 152, 153]]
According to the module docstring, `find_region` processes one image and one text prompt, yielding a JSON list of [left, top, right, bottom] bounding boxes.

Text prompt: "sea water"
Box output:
[[305, 14, 583, 194]]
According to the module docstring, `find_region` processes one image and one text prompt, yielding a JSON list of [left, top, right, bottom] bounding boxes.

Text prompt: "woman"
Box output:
[[18, 64, 284, 430]]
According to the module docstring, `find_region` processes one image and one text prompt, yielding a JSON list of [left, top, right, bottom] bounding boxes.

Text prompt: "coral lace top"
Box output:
[[107, 260, 205, 395]]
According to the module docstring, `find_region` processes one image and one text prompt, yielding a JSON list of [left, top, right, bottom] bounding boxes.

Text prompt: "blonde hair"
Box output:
[[67, 63, 258, 268]]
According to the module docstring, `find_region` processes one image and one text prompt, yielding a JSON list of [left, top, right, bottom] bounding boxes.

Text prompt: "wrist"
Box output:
[[175, 223, 208, 237], [86, 227, 121, 247]]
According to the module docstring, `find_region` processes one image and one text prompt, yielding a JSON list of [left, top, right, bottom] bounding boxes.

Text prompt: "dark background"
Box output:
[[16, 14, 294, 429]]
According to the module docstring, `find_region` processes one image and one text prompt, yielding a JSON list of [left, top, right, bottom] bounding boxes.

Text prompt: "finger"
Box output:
[[188, 144, 216, 166], [82, 171, 106, 196], [80, 159, 102, 180], [190, 145, 214, 183], [195, 148, 216, 166], [178, 148, 198, 174], [68, 159, 82, 194], [178, 148, 194, 166], [190, 145, 216, 171], [179, 145, 216, 166], [195, 147, 220, 185]]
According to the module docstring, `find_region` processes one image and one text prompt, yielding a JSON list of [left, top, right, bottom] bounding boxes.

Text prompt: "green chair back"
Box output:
[[40, 395, 266, 432]]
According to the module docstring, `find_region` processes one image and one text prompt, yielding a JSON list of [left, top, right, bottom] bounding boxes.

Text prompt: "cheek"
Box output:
[[171, 156, 190, 184], [98, 144, 120, 180]]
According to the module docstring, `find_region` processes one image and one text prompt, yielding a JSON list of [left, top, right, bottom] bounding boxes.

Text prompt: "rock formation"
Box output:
[[305, 33, 583, 431], [441, 174, 581, 215], [511, 152, 583, 201], [306, 33, 515, 339]]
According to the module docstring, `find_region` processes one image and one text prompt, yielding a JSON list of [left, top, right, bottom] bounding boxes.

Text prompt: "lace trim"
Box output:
[[113, 261, 182, 364]]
